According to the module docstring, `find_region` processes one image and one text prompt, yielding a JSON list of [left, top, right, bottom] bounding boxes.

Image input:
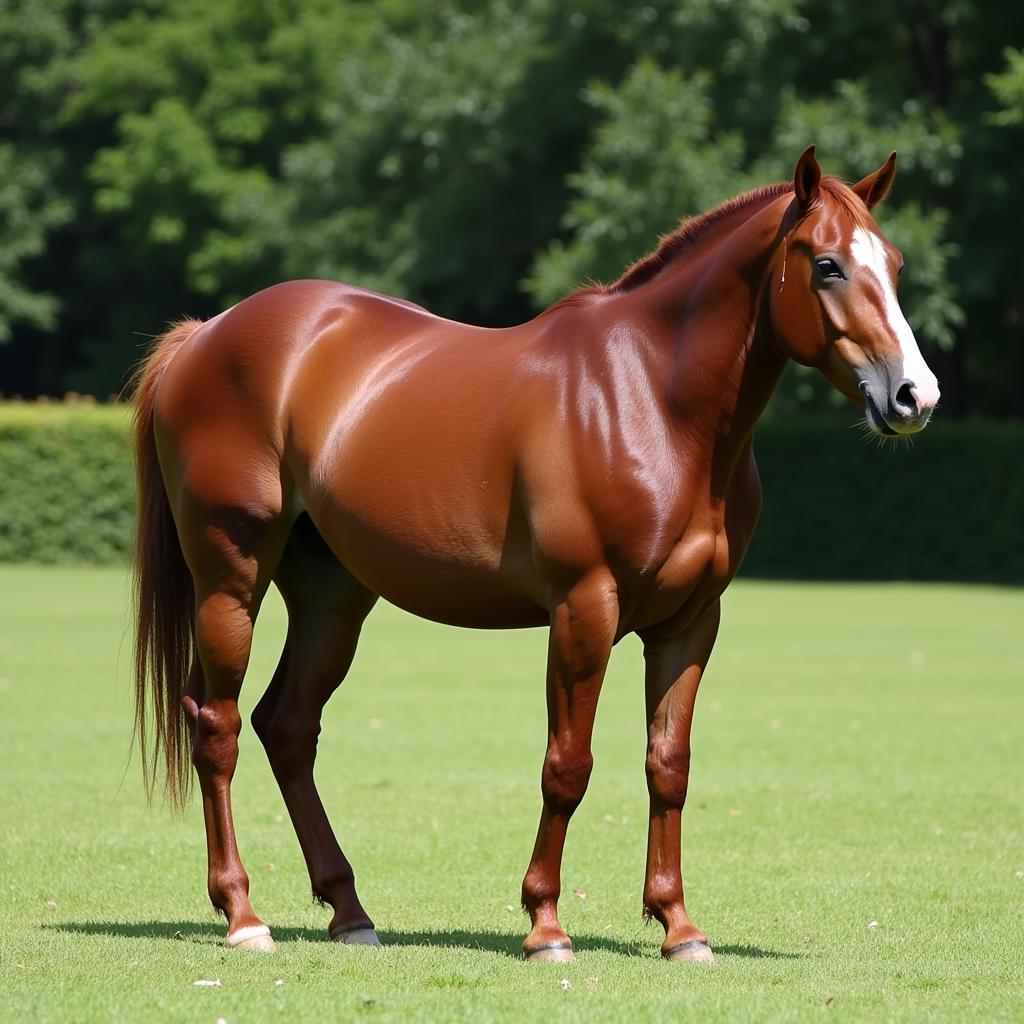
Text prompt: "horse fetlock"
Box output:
[[642, 882, 685, 928], [311, 866, 357, 906], [208, 865, 250, 909]]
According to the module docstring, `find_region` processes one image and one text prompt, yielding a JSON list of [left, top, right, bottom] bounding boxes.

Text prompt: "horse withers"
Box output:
[[132, 147, 938, 962]]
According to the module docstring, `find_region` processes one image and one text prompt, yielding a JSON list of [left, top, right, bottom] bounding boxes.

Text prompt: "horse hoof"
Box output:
[[224, 924, 276, 952], [331, 926, 381, 946], [525, 943, 576, 963], [664, 939, 715, 964]]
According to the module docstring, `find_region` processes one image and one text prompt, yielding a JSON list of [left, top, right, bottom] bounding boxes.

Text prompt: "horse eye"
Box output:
[[815, 257, 845, 280]]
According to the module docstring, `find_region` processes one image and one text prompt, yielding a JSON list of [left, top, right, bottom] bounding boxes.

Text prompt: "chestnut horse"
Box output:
[[133, 147, 938, 963]]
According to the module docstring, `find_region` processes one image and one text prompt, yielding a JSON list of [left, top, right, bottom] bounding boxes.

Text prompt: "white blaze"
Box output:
[[849, 227, 940, 408]]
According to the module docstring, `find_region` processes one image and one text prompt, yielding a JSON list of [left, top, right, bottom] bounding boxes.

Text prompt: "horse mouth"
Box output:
[[860, 384, 899, 436]]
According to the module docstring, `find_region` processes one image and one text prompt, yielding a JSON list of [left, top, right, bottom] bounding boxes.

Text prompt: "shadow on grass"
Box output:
[[379, 929, 642, 957], [42, 921, 802, 961], [41, 920, 322, 944], [714, 944, 802, 960]]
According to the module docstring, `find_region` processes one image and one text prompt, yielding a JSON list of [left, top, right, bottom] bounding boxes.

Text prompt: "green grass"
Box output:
[[1, 566, 1021, 1022]]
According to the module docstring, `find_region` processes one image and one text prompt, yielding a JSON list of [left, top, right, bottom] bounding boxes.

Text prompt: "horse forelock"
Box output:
[[817, 176, 876, 233]]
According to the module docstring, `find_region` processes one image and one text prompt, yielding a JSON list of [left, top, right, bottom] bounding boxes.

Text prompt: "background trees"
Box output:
[[1, 0, 1021, 417]]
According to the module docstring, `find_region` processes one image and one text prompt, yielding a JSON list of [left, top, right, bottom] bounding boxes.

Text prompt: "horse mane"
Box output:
[[553, 175, 869, 304]]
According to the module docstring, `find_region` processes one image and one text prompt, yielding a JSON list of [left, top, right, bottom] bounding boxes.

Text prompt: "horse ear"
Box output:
[[852, 152, 897, 210], [793, 145, 821, 213]]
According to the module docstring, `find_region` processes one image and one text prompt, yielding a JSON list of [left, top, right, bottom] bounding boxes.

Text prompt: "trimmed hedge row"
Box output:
[[0, 404, 134, 564], [1, 405, 1021, 582], [745, 418, 1024, 584]]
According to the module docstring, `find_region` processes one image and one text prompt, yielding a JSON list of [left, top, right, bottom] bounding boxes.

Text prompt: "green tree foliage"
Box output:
[[0, 0, 75, 341], [987, 47, 1024, 125], [277, 2, 557, 314], [0, 146, 70, 342], [525, 61, 747, 304], [63, 0, 354, 298], [0, 0, 1021, 417]]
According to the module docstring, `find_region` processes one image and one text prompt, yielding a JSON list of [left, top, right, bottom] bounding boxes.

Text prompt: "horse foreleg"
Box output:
[[640, 600, 720, 963], [521, 573, 618, 962]]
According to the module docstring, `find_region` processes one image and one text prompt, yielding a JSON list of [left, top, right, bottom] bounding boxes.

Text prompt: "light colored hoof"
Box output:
[[331, 926, 381, 946], [664, 939, 715, 964], [525, 944, 576, 963], [224, 924, 276, 952]]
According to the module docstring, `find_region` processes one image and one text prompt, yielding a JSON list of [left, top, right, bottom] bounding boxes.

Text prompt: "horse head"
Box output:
[[768, 146, 940, 435]]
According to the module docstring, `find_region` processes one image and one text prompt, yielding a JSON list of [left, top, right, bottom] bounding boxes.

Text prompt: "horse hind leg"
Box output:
[[250, 514, 380, 944], [177, 493, 290, 952]]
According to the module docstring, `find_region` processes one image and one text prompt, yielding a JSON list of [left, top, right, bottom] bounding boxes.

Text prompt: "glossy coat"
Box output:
[[133, 148, 938, 961]]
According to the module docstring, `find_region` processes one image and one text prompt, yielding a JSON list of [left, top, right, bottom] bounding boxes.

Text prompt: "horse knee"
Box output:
[[541, 747, 593, 815], [645, 740, 690, 807]]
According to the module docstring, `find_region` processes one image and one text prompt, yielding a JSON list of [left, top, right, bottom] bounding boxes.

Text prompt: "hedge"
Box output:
[[1, 404, 1021, 583], [0, 403, 135, 564], [746, 418, 1024, 584]]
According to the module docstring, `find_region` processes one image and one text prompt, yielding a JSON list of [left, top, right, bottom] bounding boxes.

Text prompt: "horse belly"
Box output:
[[285, 311, 549, 626], [311, 500, 547, 628], [304, 417, 547, 628]]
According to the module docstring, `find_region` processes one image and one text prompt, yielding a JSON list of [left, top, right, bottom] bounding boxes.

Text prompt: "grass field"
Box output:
[[1, 566, 1021, 1022]]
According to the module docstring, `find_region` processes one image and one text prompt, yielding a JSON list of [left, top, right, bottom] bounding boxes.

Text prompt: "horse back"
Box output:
[[151, 278, 759, 633]]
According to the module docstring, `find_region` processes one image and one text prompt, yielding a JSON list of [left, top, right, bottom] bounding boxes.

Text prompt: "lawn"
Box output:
[[0, 566, 1021, 1022]]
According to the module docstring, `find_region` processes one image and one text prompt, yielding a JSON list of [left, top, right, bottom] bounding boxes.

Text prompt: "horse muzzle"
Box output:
[[859, 374, 939, 436]]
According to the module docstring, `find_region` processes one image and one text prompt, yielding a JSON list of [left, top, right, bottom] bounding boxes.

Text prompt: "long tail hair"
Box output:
[[131, 319, 203, 809]]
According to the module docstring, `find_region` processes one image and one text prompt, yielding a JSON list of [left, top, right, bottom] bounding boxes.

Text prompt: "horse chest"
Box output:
[[627, 490, 756, 636], [659, 526, 728, 591]]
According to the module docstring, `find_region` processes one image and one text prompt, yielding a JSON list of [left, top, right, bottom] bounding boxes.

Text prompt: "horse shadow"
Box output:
[[42, 920, 800, 959]]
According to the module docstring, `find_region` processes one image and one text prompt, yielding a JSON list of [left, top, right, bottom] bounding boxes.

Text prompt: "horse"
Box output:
[[132, 146, 939, 963]]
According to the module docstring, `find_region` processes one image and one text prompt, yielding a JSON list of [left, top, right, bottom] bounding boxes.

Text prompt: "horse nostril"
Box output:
[[893, 379, 918, 417]]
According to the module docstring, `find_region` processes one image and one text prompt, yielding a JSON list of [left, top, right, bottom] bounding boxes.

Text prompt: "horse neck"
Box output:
[[632, 195, 792, 484]]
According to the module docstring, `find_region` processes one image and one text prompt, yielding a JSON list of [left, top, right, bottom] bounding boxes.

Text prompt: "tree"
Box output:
[[0, 1, 75, 346], [0, 0, 1021, 418]]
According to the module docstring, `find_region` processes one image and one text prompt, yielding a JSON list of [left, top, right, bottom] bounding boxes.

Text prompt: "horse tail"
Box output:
[[131, 319, 203, 810]]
